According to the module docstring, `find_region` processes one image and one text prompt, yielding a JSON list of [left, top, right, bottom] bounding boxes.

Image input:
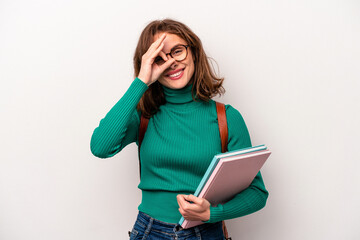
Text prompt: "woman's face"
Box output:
[[153, 33, 195, 89]]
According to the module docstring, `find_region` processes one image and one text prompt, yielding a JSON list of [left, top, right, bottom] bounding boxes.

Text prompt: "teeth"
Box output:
[[169, 70, 182, 78]]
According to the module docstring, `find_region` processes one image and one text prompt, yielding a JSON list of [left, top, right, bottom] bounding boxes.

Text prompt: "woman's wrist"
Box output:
[[137, 75, 151, 86]]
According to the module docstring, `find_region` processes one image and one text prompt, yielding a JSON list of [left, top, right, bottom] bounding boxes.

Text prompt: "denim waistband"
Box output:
[[136, 211, 221, 238]]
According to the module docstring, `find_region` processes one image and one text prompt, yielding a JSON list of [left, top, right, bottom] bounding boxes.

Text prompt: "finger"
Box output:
[[148, 33, 167, 52], [142, 34, 167, 62], [185, 194, 202, 204], [177, 195, 188, 210], [150, 43, 165, 60], [180, 195, 203, 213], [183, 195, 209, 213], [183, 201, 203, 213], [187, 195, 210, 208], [159, 58, 176, 71], [178, 207, 189, 219], [176, 195, 183, 207], [178, 195, 198, 212], [158, 51, 168, 61]]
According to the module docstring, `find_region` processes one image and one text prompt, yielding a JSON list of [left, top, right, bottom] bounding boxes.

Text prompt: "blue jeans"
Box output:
[[129, 211, 225, 240]]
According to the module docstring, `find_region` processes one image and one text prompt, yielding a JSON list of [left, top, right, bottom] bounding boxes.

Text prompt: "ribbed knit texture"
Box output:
[[90, 78, 268, 224]]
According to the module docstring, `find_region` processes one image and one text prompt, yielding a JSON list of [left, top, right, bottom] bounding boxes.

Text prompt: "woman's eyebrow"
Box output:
[[169, 44, 184, 52]]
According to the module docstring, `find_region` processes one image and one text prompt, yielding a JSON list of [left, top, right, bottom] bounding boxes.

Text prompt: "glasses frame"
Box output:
[[155, 44, 190, 64]]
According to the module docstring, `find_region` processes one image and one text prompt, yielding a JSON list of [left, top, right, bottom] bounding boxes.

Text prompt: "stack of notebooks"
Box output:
[[179, 144, 271, 228]]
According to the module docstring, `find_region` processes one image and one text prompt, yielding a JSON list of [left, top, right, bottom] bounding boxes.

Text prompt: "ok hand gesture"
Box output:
[[137, 33, 175, 86]]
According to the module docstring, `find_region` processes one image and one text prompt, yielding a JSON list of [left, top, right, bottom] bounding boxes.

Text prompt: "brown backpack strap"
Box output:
[[216, 101, 231, 240], [216, 102, 228, 153], [138, 114, 149, 178], [222, 223, 231, 240]]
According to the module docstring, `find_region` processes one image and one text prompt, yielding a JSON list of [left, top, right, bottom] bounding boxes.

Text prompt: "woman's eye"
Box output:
[[172, 49, 183, 56], [154, 56, 164, 63]]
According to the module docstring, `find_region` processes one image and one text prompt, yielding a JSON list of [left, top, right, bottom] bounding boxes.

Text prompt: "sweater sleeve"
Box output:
[[206, 105, 269, 223], [90, 78, 148, 158]]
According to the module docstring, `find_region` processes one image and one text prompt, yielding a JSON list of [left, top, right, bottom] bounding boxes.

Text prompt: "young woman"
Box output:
[[90, 19, 268, 240]]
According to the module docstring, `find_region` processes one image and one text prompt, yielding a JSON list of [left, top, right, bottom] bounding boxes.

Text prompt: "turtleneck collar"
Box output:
[[161, 83, 196, 104]]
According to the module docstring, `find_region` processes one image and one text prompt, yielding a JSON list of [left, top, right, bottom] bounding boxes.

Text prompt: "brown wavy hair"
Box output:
[[134, 18, 225, 118]]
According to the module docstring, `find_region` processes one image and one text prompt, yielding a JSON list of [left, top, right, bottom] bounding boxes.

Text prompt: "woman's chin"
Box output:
[[163, 82, 188, 89], [160, 75, 192, 89]]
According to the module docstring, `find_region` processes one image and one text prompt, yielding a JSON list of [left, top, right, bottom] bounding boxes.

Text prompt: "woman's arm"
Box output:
[[206, 105, 269, 223], [90, 78, 148, 158], [90, 34, 175, 158], [177, 105, 268, 222]]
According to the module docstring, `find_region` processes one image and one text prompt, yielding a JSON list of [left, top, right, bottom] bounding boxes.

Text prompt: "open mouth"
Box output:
[[166, 68, 185, 80]]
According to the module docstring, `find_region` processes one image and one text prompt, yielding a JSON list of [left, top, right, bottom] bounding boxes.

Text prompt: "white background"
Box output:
[[1, 0, 359, 239]]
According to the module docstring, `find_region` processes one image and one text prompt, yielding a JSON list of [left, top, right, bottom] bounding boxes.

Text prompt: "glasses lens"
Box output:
[[171, 46, 187, 61]]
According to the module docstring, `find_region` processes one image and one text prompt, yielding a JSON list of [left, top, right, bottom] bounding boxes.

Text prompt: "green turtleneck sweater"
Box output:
[[90, 78, 268, 224]]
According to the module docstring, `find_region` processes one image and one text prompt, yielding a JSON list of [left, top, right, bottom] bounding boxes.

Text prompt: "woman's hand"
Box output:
[[177, 194, 211, 222], [137, 33, 176, 86]]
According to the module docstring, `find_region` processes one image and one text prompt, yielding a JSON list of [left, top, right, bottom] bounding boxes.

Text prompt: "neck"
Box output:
[[161, 83, 196, 104]]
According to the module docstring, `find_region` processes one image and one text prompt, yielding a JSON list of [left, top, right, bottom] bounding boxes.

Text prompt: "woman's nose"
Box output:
[[170, 60, 178, 69]]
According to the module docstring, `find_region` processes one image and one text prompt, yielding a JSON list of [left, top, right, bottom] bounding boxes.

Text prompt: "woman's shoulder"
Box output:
[[224, 103, 243, 114], [226, 105, 247, 128], [219, 102, 251, 146]]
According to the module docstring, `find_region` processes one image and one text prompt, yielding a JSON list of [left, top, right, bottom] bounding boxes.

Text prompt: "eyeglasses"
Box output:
[[154, 44, 189, 64]]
